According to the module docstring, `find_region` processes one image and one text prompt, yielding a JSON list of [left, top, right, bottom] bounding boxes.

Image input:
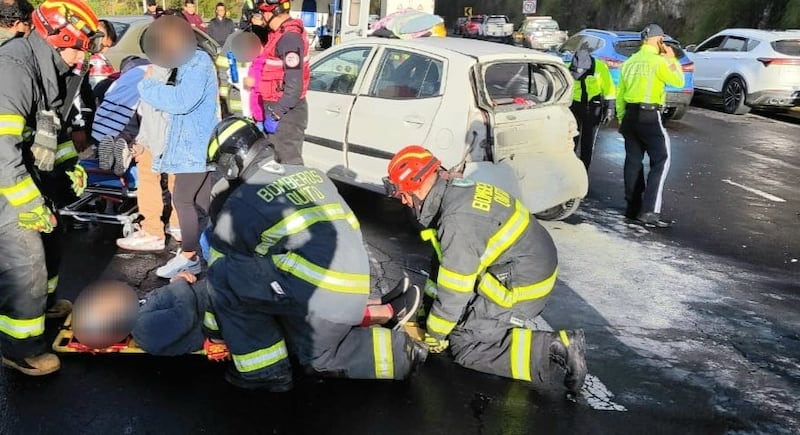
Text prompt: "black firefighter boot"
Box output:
[[549, 329, 588, 399]]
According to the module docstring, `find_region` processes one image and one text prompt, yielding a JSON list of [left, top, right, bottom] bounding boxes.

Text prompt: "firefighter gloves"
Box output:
[[19, 204, 56, 233], [423, 333, 449, 354], [66, 163, 87, 196], [31, 111, 62, 171]]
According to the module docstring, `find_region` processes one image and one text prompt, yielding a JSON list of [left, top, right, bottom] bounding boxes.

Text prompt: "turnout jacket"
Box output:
[[209, 163, 370, 325], [418, 177, 559, 340], [0, 34, 80, 227]]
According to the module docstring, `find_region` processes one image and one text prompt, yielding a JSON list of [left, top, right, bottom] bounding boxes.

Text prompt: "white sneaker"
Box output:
[[117, 230, 166, 251], [156, 250, 202, 279]]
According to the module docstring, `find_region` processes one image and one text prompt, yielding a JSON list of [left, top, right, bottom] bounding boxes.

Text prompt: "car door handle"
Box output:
[[403, 117, 425, 127], [325, 105, 341, 115]]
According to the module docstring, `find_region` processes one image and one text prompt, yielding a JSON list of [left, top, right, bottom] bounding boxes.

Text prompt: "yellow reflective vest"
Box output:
[[616, 44, 685, 120]]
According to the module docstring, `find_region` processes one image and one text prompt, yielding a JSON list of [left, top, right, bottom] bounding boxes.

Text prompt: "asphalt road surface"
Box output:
[[1, 107, 798, 435]]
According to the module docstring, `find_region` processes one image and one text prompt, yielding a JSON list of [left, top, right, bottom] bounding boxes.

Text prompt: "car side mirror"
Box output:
[[686, 44, 697, 52]]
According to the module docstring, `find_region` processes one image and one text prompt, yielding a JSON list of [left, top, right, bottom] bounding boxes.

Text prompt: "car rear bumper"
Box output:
[[666, 91, 693, 108], [747, 90, 800, 108]]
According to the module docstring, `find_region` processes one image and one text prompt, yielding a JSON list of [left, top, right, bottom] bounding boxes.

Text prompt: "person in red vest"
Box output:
[[256, 0, 309, 164]]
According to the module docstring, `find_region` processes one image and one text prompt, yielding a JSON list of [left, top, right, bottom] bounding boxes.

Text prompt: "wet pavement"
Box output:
[[1, 107, 799, 434]]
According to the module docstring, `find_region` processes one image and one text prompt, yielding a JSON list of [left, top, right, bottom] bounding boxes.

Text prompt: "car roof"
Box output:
[[102, 15, 152, 24], [349, 37, 562, 63], [716, 28, 800, 40], [578, 29, 680, 43]]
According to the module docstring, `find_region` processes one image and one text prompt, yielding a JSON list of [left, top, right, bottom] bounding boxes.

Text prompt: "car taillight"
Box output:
[[682, 62, 695, 72], [757, 57, 800, 66], [598, 57, 623, 69]]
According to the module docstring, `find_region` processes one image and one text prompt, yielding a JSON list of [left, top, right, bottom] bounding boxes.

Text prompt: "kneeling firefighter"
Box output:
[[206, 118, 427, 391], [384, 145, 588, 398]]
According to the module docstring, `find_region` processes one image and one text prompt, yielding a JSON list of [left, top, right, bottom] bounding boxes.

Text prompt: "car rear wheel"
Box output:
[[722, 77, 750, 115], [534, 198, 581, 221], [663, 104, 687, 121]]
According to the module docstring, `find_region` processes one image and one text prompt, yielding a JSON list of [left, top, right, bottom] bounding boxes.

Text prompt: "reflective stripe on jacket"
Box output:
[[0, 34, 74, 226], [209, 164, 370, 325], [418, 177, 559, 339]]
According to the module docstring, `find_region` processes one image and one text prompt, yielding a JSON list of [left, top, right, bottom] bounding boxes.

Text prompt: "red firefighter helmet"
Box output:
[[384, 145, 441, 198], [259, 0, 290, 14], [32, 0, 103, 53]]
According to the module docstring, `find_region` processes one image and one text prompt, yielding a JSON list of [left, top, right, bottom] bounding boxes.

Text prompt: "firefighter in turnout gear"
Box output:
[[569, 46, 616, 170], [384, 145, 588, 397], [617, 24, 685, 228], [206, 118, 427, 391], [0, 0, 103, 376], [256, 0, 310, 165]]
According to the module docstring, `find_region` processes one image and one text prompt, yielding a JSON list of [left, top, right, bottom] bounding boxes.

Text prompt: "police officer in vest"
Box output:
[[257, 0, 310, 165], [616, 24, 684, 228], [569, 46, 615, 171]]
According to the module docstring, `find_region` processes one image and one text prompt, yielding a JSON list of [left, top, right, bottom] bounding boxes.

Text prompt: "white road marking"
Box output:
[[721, 179, 786, 203], [533, 317, 628, 412]]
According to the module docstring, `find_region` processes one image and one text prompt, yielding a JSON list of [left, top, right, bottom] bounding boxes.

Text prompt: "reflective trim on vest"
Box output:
[[272, 252, 370, 295], [208, 247, 225, 267], [55, 141, 78, 165], [233, 339, 289, 373], [0, 114, 25, 136], [372, 327, 394, 379], [479, 200, 530, 269], [478, 268, 557, 309], [0, 314, 45, 340], [47, 275, 59, 294], [426, 312, 456, 336], [510, 328, 533, 381], [419, 228, 442, 260], [203, 311, 219, 331], [256, 203, 359, 255], [0, 176, 41, 207], [437, 266, 476, 294]]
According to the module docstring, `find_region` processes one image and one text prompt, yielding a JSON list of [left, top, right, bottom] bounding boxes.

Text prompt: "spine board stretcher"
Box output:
[[53, 315, 427, 358]]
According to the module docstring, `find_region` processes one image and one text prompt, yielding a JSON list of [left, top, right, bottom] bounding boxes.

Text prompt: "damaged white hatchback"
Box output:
[[303, 36, 587, 220]]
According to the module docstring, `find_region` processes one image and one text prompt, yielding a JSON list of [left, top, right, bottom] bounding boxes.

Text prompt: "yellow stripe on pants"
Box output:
[[510, 328, 532, 381], [372, 328, 394, 379], [0, 314, 45, 340]]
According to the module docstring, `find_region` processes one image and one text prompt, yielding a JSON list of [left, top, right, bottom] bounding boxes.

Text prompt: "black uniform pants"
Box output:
[[570, 100, 603, 169], [0, 221, 48, 360], [209, 259, 416, 383], [265, 99, 307, 165], [447, 294, 562, 385], [620, 105, 671, 217]]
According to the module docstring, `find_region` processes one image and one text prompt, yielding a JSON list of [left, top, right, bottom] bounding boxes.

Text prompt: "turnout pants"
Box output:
[[0, 221, 48, 360], [620, 105, 672, 217], [265, 99, 307, 165], [570, 100, 603, 169], [209, 264, 416, 383], [446, 291, 563, 385]]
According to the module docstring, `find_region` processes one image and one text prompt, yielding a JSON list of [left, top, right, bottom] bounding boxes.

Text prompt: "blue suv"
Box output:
[[557, 29, 695, 121]]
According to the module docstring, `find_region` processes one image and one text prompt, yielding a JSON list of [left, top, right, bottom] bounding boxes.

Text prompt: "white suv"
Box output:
[[304, 37, 588, 220], [687, 29, 800, 114]]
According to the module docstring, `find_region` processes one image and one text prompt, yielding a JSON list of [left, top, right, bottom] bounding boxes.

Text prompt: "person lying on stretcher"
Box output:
[[71, 272, 422, 356]]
